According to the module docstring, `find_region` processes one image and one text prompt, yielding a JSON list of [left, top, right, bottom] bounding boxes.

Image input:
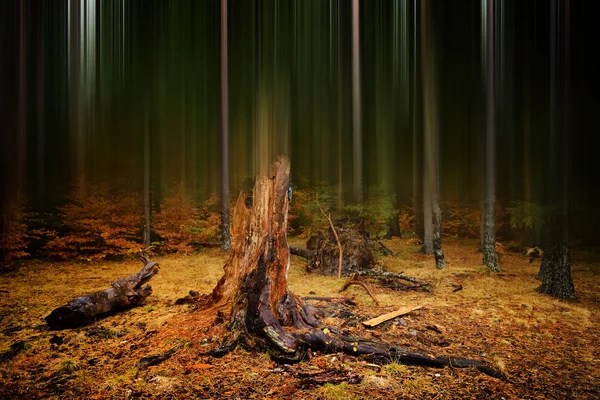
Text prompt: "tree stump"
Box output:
[[204, 156, 505, 379]]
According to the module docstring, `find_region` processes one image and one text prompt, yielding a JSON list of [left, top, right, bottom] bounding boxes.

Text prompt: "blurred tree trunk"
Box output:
[[538, 0, 574, 299], [482, 0, 500, 272], [352, 0, 363, 204], [143, 108, 151, 247], [220, 0, 231, 250], [412, 0, 424, 241], [420, 0, 434, 257]]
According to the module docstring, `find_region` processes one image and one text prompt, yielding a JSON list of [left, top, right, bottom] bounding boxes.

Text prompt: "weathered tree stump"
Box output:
[[203, 156, 505, 379], [45, 249, 159, 329]]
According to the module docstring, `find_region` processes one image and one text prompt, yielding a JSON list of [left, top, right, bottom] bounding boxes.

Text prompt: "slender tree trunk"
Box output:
[[220, 0, 231, 250], [412, 0, 424, 241], [352, 0, 363, 204], [419, 0, 433, 255], [143, 109, 151, 247], [482, 0, 500, 272]]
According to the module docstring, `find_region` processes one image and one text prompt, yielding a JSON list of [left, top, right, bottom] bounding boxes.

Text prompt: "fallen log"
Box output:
[[45, 248, 159, 329], [357, 268, 432, 292]]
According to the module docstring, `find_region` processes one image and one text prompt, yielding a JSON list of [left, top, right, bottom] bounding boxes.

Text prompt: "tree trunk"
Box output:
[[538, 216, 574, 299], [482, 0, 500, 272], [538, 0, 574, 299], [45, 250, 159, 329], [203, 156, 504, 379], [352, 0, 363, 204], [432, 200, 445, 270], [143, 108, 151, 246], [420, 0, 433, 256], [220, 0, 231, 251]]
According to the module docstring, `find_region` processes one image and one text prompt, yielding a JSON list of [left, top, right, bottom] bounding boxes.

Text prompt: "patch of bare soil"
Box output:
[[1, 239, 599, 399]]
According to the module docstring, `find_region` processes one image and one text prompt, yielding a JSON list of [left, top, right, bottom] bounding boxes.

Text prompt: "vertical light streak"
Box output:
[[420, 0, 433, 254], [352, 0, 363, 203], [36, 1, 45, 199], [482, 0, 499, 271], [221, 0, 231, 250], [17, 0, 27, 192]]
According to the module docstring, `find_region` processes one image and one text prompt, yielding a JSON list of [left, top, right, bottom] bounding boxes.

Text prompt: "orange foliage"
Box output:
[[153, 188, 221, 253], [0, 192, 30, 270], [44, 181, 142, 261]]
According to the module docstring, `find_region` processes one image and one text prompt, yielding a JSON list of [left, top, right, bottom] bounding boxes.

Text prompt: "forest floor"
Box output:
[[1, 237, 599, 399]]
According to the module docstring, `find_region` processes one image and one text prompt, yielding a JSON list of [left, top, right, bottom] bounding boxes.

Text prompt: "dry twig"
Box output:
[[316, 195, 343, 278]]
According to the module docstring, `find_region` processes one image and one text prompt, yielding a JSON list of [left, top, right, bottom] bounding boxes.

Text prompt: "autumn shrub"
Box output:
[[44, 181, 143, 261], [397, 204, 415, 233], [0, 192, 30, 271], [441, 201, 480, 238], [153, 187, 220, 254], [441, 201, 510, 240]]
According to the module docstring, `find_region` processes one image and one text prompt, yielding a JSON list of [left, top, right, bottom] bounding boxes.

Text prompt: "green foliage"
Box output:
[[44, 180, 143, 261], [288, 182, 337, 237], [507, 201, 544, 231], [289, 182, 395, 239]]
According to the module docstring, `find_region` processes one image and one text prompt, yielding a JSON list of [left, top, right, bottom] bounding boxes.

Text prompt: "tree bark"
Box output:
[[538, 215, 574, 299], [45, 250, 159, 329], [482, 0, 500, 272], [203, 156, 504, 379]]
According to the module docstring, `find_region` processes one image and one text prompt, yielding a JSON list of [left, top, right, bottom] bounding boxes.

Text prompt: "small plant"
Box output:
[[384, 362, 408, 376], [60, 359, 79, 373], [174, 337, 191, 350], [317, 382, 357, 400]]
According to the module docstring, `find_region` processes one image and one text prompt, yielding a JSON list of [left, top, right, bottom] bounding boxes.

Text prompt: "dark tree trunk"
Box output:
[[432, 200, 445, 270], [538, 215, 574, 299], [203, 156, 504, 379], [482, 0, 500, 272], [45, 250, 159, 329], [538, 0, 574, 300]]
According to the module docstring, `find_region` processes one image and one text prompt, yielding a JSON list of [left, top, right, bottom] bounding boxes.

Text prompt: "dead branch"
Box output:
[[316, 195, 343, 278], [339, 274, 380, 306], [377, 241, 396, 256]]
